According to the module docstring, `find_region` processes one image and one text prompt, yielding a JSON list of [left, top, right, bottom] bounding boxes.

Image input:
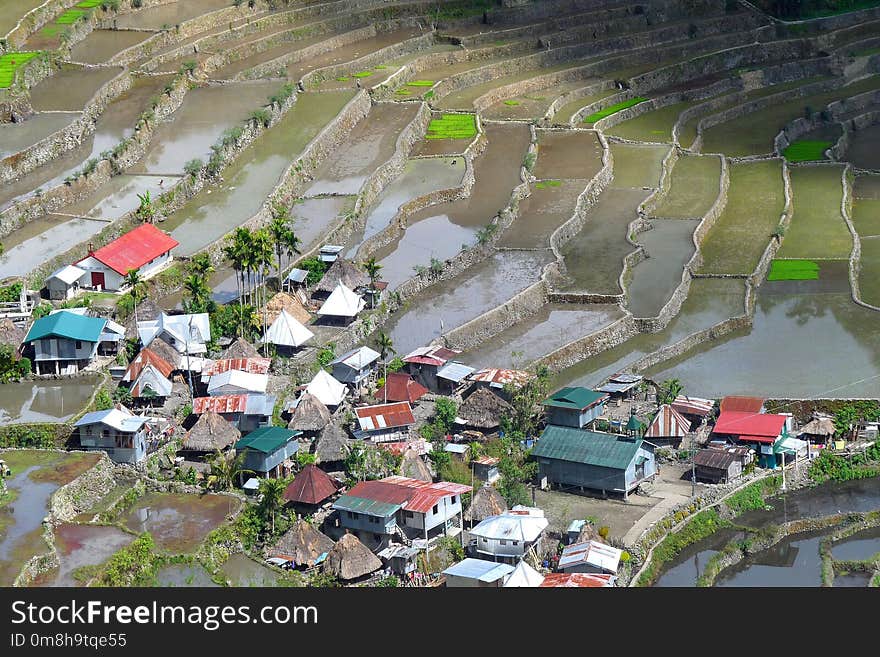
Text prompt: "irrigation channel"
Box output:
[[1, 0, 880, 431]]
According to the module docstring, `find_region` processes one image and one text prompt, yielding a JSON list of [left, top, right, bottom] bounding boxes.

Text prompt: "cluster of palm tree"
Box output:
[[183, 253, 215, 313], [123, 268, 147, 323], [362, 256, 382, 309]]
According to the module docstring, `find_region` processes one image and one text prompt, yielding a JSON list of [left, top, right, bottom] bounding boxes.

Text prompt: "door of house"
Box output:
[[90, 271, 105, 290]]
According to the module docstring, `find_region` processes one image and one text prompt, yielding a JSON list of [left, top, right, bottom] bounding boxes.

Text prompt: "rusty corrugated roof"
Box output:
[[355, 402, 415, 431], [202, 357, 271, 377], [193, 394, 248, 414]]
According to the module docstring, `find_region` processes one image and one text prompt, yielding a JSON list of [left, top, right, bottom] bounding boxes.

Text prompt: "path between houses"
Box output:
[[622, 490, 691, 546]]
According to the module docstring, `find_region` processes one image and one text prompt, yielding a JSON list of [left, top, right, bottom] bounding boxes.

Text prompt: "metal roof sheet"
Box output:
[[235, 426, 300, 454], [693, 449, 738, 469], [543, 387, 608, 410], [202, 357, 271, 377], [470, 368, 533, 387], [559, 540, 622, 573], [719, 396, 765, 414], [532, 426, 643, 470], [539, 573, 615, 588], [470, 513, 548, 542], [645, 405, 692, 439], [374, 372, 429, 404], [714, 411, 787, 438], [671, 395, 714, 416], [25, 311, 106, 344], [436, 361, 475, 382], [48, 264, 86, 285], [84, 223, 178, 275], [442, 558, 514, 582], [355, 402, 415, 431]]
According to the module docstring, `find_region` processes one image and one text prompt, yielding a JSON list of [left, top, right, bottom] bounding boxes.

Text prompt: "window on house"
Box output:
[[500, 540, 507, 546], [450, 495, 457, 504], [75, 341, 82, 349], [432, 504, 439, 515], [513, 541, 519, 546], [347, 511, 357, 520], [369, 516, 378, 524], [404, 511, 414, 519]]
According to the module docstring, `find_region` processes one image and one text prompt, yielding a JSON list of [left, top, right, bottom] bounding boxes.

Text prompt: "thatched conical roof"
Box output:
[[576, 523, 607, 546], [314, 258, 369, 295], [182, 411, 240, 452], [400, 448, 432, 482], [145, 336, 181, 369], [800, 416, 835, 437], [123, 298, 161, 340], [321, 532, 382, 580], [268, 519, 335, 566], [220, 337, 260, 360], [314, 423, 351, 463], [264, 291, 311, 325], [457, 388, 512, 430], [0, 318, 26, 348], [464, 484, 507, 523], [288, 393, 331, 433]]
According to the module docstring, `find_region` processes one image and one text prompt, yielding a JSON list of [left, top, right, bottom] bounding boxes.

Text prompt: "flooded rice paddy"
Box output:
[[0, 377, 101, 425], [500, 179, 588, 249], [114, 0, 232, 30], [533, 129, 604, 180], [844, 122, 880, 170], [34, 523, 134, 587], [124, 492, 239, 554], [650, 155, 721, 219], [155, 563, 220, 587], [68, 30, 152, 65], [0, 112, 79, 158], [28, 65, 123, 113]]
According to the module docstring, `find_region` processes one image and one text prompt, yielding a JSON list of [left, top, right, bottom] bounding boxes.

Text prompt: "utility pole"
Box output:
[[781, 450, 786, 492], [185, 315, 195, 402]]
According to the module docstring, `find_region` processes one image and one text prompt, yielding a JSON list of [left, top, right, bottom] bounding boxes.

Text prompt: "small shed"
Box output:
[[46, 265, 87, 301], [597, 373, 643, 401], [262, 309, 314, 350], [268, 519, 335, 567], [330, 345, 380, 386], [644, 404, 692, 446], [473, 456, 500, 483], [693, 448, 743, 483], [180, 411, 240, 464], [316, 283, 365, 324], [306, 369, 347, 408], [444, 443, 469, 460], [543, 387, 608, 429], [559, 540, 622, 575], [443, 558, 514, 588], [799, 416, 835, 444], [321, 532, 382, 581], [374, 372, 429, 404]]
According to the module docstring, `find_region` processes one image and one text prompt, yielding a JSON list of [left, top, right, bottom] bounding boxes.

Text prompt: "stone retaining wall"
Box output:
[[775, 88, 880, 155], [841, 165, 880, 312], [51, 451, 116, 521], [535, 314, 638, 372], [546, 79, 615, 125], [0, 66, 131, 184]]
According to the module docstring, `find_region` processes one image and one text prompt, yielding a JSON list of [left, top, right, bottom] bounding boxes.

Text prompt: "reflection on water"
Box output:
[[0, 377, 100, 425]]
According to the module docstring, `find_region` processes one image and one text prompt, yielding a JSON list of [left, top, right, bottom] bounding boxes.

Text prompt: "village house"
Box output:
[[314, 257, 368, 296], [597, 373, 643, 404], [138, 312, 211, 359], [402, 345, 462, 392], [435, 360, 476, 395], [206, 369, 268, 397], [712, 410, 793, 469], [693, 448, 744, 484], [200, 356, 271, 382], [321, 532, 382, 582], [558, 540, 622, 576], [193, 393, 276, 433], [314, 423, 352, 473], [286, 392, 331, 439], [268, 519, 335, 570], [283, 463, 340, 510], [473, 456, 501, 483], [45, 264, 87, 301], [539, 573, 615, 588], [75, 223, 178, 292], [444, 443, 469, 460], [532, 425, 657, 499], [454, 387, 512, 437], [671, 394, 715, 425], [331, 476, 472, 550], [22, 310, 107, 375], [644, 404, 693, 447], [306, 369, 348, 409], [373, 372, 429, 405], [235, 426, 300, 480], [502, 560, 545, 587], [122, 347, 174, 403], [316, 283, 365, 325], [468, 368, 533, 400], [467, 506, 549, 564], [262, 309, 314, 351], [543, 386, 609, 429], [442, 559, 515, 588], [74, 406, 162, 464], [353, 402, 416, 442], [719, 395, 765, 414], [330, 346, 381, 389]]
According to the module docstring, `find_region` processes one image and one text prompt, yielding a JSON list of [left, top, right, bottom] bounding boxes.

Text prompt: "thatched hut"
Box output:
[[314, 258, 368, 297], [799, 416, 836, 443], [322, 532, 382, 581], [314, 423, 351, 470], [220, 337, 260, 360], [464, 484, 507, 525], [123, 298, 161, 340], [456, 387, 512, 432], [145, 336, 181, 370], [288, 393, 331, 436], [268, 519, 335, 567], [264, 291, 311, 325], [400, 448, 432, 482], [181, 411, 240, 457]]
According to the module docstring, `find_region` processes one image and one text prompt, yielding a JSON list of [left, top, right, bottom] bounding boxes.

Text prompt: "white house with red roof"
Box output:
[[76, 223, 179, 292], [712, 410, 794, 469]]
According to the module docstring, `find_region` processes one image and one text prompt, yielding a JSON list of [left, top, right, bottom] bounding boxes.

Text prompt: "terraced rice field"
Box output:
[[776, 165, 852, 260], [606, 101, 690, 142], [697, 159, 785, 275], [650, 155, 721, 218]]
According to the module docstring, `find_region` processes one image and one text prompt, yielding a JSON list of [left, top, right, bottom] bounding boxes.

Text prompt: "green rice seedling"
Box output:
[[336, 76, 349, 82], [423, 90, 434, 100], [583, 97, 648, 123], [0, 52, 41, 88], [783, 140, 832, 162], [374, 65, 388, 70], [395, 88, 411, 95], [407, 80, 435, 87], [353, 71, 373, 78], [56, 9, 89, 24], [503, 99, 520, 106], [426, 113, 477, 140], [767, 259, 820, 281], [535, 180, 562, 189]]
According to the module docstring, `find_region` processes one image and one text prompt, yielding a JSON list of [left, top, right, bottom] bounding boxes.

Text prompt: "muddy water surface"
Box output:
[[653, 528, 745, 587], [500, 180, 586, 249], [482, 79, 596, 121], [165, 90, 353, 255], [715, 534, 824, 587], [832, 526, 880, 561], [125, 493, 239, 554], [625, 219, 698, 318], [219, 552, 284, 586], [462, 304, 624, 369], [0, 377, 101, 425], [114, 0, 231, 30], [0, 214, 108, 278], [28, 65, 123, 112], [845, 122, 880, 170], [533, 129, 603, 180], [68, 30, 152, 65], [305, 102, 418, 196], [0, 112, 79, 158], [155, 563, 219, 587], [35, 523, 134, 587], [0, 0, 46, 37]]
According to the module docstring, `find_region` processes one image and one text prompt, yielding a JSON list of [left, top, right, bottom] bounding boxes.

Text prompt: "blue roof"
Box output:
[[443, 558, 514, 582], [25, 311, 106, 344]]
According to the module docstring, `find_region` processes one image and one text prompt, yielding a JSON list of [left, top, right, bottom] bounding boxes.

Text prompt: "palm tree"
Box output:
[[258, 477, 287, 534], [268, 206, 302, 279], [123, 269, 145, 324], [658, 378, 683, 405], [375, 331, 395, 362], [207, 451, 254, 492], [252, 228, 275, 354], [362, 257, 382, 308], [183, 274, 210, 313], [188, 253, 215, 278]]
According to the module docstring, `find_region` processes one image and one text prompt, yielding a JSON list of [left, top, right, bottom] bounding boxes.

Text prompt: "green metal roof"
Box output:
[[332, 494, 401, 517], [626, 415, 646, 432], [235, 426, 300, 454], [543, 387, 607, 410], [24, 311, 106, 344], [532, 426, 643, 470]]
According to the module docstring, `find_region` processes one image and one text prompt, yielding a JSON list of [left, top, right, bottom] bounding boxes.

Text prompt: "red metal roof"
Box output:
[[283, 464, 339, 505], [193, 394, 248, 414], [403, 345, 460, 367], [645, 405, 692, 439], [124, 347, 174, 382], [713, 411, 787, 442], [539, 573, 614, 588], [474, 456, 500, 466], [346, 476, 472, 515], [374, 372, 429, 404], [355, 402, 416, 431], [671, 395, 714, 417], [202, 357, 271, 377], [84, 223, 179, 275], [719, 395, 765, 414]]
